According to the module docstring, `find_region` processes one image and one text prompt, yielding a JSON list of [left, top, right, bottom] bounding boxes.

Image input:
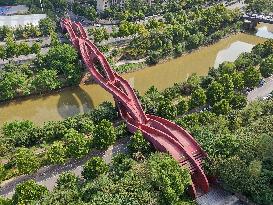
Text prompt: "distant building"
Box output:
[[96, 0, 155, 12]]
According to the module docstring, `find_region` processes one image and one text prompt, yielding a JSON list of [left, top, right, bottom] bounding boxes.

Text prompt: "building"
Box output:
[[97, 0, 155, 12]]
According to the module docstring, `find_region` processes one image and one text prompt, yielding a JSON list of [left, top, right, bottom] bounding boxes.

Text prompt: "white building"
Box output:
[[97, 0, 155, 12]]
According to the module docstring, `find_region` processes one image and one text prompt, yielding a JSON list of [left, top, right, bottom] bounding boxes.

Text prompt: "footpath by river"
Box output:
[[0, 31, 269, 126]]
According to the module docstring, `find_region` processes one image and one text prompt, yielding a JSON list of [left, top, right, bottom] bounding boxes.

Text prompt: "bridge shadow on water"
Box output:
[[57, 86, 94, 119]]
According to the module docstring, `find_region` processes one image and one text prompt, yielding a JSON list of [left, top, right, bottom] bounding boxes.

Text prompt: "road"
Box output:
[[0, 139, 128, 198], [247, 76, 273, 102]]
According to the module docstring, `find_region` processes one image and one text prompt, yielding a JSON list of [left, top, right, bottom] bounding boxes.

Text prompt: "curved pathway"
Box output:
[[0, 139, 128, 198]]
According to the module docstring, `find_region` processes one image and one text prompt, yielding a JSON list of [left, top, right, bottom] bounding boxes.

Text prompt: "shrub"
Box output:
[[13, 180, 48, 204], [93, 119, 116, 150], [82, 157, 109, 180], [15, 148, 40, 174]]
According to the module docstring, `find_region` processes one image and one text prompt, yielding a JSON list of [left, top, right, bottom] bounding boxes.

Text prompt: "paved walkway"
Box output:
[[0, 139, 128, 198], [115, 58, 146, 66], [247, 76, 273, 102], [197, 186, 244, 205]]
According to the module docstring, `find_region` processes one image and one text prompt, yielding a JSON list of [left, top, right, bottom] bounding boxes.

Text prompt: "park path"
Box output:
[[247, 76, 273, 102], [0, 139, 128, 198]]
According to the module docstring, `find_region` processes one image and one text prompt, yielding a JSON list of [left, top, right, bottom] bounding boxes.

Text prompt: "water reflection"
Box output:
[[57, 86, 94, 118], [214, 41, 254, 68], [256, 26, 273, 39]]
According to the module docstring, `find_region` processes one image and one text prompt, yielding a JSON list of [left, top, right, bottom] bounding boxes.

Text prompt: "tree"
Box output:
[[206, 81, 224, 105], [0, 45, 6, 59], [32, 69, 61, 92], [142, 86, 164, 114], [147, 153, 191, 203], [17, 42, 31, 56], [0, 197, 11, 205], [82, 157, 109, 181], [93, 119, 116, 150], [260, 55, 273, 78], [0, 163, 6, 182], [128, 130, 151, 156], [89, 27, 109, 43], [13, 180, 48, 204], [15, 148, 40, 174], [41, 44, 81, 85], [46, 141, 66, 165], [243, 67, 261, 89], [56, 172, 80, 190], [212, 99, 231, 115], [174, 42, 185, 56], [232, 71, 245, 91], [5, 34, 16, 58], [177, 98, 189, 115], [189, 87, 207, 109], [186, 32, 205, 49], [230, 94, 247, 110], [219, 74, 234, 100], [31, 42, 41, 54], [65, 129, 89, 159], [0, 69, 29, 101], [157, 99, 177, 120], [39, 17, 56, 36], [2, 120, 37, 147], [146, 50, 161, 65]]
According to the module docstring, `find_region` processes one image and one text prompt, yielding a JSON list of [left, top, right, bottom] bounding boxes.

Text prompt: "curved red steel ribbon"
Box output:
[[61, 18, 209, 196]]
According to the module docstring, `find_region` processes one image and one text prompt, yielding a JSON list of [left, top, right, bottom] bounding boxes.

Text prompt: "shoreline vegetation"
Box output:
[[0, 4, 245, 103], [0, 28, 262, 105]]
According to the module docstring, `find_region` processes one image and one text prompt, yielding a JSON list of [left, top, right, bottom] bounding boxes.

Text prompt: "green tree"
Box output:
[[56, 172, 80, 190], [189, 87, 207, 109], [65, 129, 89, 159], [40, 44, 80, 85], [32, 69, 61, 92], [31, 42, 41, 54], [260, 55, 273, 78], [0, 69, 29, 101], [212, 99, 231, 115], [15, 148, 40, 174], [0, 163, 6, 182], [232, 71, 245, 91], [2, 120, 36, 147], [89, 27, 109, 43], [243, 67, 261, 88], [93, 119, 117, 150], [146, 50, 161, 65], [157, 99, 177, 120], [206, 81, 224, 105], [230, 94, 247, 110], [5, 34, 16, 58], [46, 141, 66, 165], [13, 180, 48, 204], [17, 42, 31, 56], [128, 130, 151, 156], [219, 74, 234, 100], [0, 45, 6, 59], [147, 153, 191, 203], [82, 157, 109, 180], [0, 197, 11, 205], [176, 98, 189, 115], [39, 17, 56, 36]]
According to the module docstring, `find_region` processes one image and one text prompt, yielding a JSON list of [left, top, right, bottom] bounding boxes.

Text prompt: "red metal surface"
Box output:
[[61, 18, 209, 196]]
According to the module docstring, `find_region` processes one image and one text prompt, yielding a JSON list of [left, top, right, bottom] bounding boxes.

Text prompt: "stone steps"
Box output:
[[196, 187, 244, 205]]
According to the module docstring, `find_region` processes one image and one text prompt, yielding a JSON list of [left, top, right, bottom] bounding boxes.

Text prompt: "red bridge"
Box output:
[[61, 18, 209, 196]]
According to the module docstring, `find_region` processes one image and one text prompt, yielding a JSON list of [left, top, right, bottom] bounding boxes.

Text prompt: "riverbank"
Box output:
[[0, 32, 266, 126]]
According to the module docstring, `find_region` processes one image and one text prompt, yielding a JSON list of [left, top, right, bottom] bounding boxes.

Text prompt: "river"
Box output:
[[0, 31, 269, 126]]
